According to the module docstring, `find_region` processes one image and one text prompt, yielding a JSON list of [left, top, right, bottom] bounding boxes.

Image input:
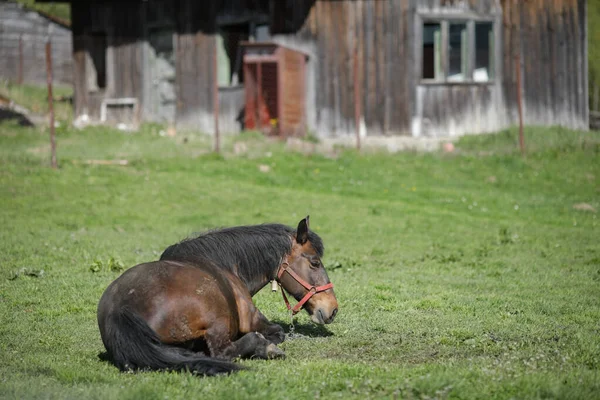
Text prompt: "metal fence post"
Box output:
[[46, 38, 57, 169]]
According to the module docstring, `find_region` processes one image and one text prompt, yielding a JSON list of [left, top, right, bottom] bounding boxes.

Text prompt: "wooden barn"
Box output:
[[0, 1, 72, 86], [36, 0, 588, 138]]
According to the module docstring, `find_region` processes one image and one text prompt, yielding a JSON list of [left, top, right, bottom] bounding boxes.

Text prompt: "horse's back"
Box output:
[[98, 260, 239, 345]]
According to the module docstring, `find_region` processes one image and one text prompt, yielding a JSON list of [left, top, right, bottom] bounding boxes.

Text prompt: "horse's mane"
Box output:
[[160, 223, 324, 283]]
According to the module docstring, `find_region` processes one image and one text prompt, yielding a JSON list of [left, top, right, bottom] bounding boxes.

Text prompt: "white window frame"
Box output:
[[416, 12, 500, 85]]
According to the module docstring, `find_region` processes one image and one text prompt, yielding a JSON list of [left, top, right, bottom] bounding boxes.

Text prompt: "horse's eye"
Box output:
[[310, 260, 321, 268]]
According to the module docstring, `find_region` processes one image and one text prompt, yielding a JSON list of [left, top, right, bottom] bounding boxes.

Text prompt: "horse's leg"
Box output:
[[226, 275, 286, 345], [250, 310, 286, 345], [204, 320, 285, 361]]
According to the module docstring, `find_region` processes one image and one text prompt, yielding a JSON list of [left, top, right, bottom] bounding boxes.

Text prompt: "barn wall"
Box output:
[[0, 2, 72, 86], [501, 0, 588, 130], [175, 0, 219, 132], [71, 1, 145, 122], [67, 0, 588, 135], [272, 0, 506, 138], [411, 0, 505, 137], [413, 0, 589, 136], [273, 0, 415, 138], [70, 0, 241, 131], [275, 0, 588, 138]]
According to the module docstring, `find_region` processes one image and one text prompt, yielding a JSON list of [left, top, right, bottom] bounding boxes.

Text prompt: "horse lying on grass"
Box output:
[[97, 216, 338, 376]]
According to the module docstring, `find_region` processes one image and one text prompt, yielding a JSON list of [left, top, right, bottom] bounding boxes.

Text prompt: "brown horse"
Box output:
[[97, 216, 338, 376]]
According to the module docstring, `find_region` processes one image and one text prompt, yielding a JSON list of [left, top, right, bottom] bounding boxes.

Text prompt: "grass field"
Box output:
[[0, 119, 599, 399]]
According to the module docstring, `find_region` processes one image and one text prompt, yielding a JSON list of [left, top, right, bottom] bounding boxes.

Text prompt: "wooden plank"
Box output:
[[540, 3, 551, 122], [341, 2, 351, 124], [563, 2, 573, 126], [374, 0, 384, 134], [332, 1, 343, 130], [559, 1, 568, 126], [314, 2, 323, 126], [573, 0, 581, 122], [72, 36, 88, 118], [71, 1, 88, 118], [580, 0, 589, 127], [175, 0, 218, 128], [363, 0, 373, 130], [346, 1, 356, 127], [325, 1, 334, 133], [383, 0, 393, 134]]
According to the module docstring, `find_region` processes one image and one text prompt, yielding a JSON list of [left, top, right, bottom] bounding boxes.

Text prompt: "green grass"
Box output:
[[13, 0, 70, 24], [1, 79, 73, 123], [0, 121, 599, 399]]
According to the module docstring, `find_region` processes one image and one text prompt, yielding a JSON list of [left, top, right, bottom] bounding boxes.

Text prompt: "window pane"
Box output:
[[422, 23, 441, 80], [448, 23, 467, 82], [255, 24, 271, 42], [475, 22, 494, 82]]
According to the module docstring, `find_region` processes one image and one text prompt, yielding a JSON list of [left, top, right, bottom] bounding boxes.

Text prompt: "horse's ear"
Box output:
[[296, 216, 309, 245]]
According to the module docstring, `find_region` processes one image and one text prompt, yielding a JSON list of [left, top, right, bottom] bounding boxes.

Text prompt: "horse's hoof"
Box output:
[[273, 331, 286, 344], [266, 344, 286, 359]]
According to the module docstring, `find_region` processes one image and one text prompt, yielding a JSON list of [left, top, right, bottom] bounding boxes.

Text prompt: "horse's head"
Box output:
[[277, 216, 339, 325]]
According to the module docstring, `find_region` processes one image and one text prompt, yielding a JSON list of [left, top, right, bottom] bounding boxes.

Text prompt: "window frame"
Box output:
[[416, 12, 499, 86]]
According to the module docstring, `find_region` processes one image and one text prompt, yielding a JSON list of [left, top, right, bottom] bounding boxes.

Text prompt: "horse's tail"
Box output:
[[100, 307, 244, 376]]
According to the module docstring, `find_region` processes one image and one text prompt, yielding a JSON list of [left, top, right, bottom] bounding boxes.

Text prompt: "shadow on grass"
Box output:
[[95, 320, 333, 370], [0, 108, 34, 127], [271, 318, 334, 338], [97, 351, 111, 364]]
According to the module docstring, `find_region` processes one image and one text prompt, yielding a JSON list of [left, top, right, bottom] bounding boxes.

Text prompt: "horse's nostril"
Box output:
[[331, 308, 338, 319], [318, 309, 325, 323]]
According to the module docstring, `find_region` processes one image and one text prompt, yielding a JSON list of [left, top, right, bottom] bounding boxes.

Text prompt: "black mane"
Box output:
[[160, 223, 324, 286]]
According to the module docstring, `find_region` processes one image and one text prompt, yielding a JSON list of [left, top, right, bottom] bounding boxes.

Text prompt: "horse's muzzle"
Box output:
[[312, 306, 338, 325]]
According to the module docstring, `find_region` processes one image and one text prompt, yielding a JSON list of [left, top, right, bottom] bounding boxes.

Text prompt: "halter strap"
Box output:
[[276, 258, 334, 315]]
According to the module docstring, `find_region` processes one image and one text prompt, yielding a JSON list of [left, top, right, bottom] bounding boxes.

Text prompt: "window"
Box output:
[[448, 22, 468, 82], [254, 24, 270, 42], [422, 23, 441, 80], [420, 18, 496, 84], [474, 22, 494, 82]]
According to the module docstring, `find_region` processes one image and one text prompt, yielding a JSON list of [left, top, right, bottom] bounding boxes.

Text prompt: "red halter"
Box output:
[[276, 258, 334, 315]]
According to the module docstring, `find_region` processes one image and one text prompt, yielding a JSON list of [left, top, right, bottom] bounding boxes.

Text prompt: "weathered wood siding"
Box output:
[[281, 46, 308, 134], [0, 2, 72, 86], [175, 1, 218, 131], [274, 0, 415, 137], [273, 0, 505, 138], [67, 0, 588, 136], [412, 0, 504, 137], [71, 1, 144, 120], [275, 0, 587, 137], [414, 0, 588, 136], [501, 0, 588, 130], [71, 0, 223, 130]]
